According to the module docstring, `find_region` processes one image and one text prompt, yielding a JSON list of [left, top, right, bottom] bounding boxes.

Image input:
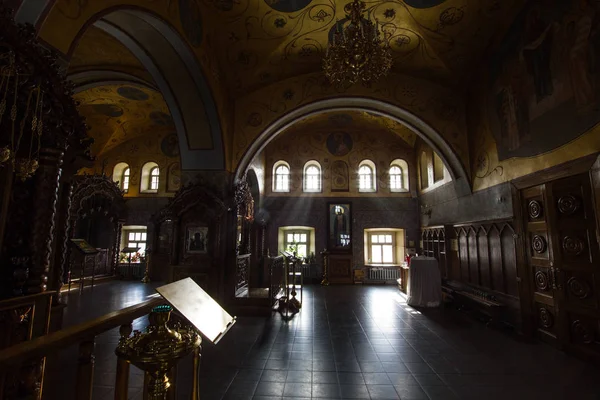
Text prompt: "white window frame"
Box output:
[[283, 229, 310, 259], [273, 161, 290, 192], [112, 162, 130, 192], [303, 161, 321, 192], [122, 168, 130, 193], [140, 161, 159, 193], [367, 232, 396, 265], [150, 167, 160, 190], [358, 160, 376, 192], [123, 228, 148, 259], [389, 159, 409, 192]]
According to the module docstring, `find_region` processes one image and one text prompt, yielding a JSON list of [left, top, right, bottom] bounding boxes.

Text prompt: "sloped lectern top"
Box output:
[[156, 278, 236, 344]]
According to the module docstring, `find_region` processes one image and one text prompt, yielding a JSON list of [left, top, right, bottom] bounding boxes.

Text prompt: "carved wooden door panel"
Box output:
[[546, 174, 600, 361], [522, 185, 561, 345]]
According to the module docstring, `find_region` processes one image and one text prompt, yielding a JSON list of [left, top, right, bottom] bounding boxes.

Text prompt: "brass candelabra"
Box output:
[[115, 305, 201, 400]]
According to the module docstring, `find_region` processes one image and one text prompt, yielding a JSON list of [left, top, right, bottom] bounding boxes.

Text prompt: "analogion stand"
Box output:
[[68, 239, 99, 291]]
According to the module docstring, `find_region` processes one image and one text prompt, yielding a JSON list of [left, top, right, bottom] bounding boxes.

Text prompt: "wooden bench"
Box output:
[[443, 284, 505, 327]]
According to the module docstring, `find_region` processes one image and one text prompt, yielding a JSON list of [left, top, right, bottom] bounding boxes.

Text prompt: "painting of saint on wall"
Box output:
[[331, 160, 349, 192], [488, 0, 600, 161], [186, 226, 208, 254], [326, 132, 353, 156], [328, 203, 351, 251]]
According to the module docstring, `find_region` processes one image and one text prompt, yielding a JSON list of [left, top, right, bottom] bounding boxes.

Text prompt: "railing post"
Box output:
[[191, 346, 201, 400], [75, 338, 95, 400], [115, 323, 132, 400]]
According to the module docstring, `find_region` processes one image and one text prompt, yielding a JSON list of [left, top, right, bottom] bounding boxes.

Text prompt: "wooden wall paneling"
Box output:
[[467, 228, 479, 285], [501, 225, 519, 297], [457, 228, 469, 282], [477, 227, 491, 288], [488, 226, 504, 293]]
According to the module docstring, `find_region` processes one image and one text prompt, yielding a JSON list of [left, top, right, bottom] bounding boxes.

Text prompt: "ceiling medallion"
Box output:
[[323, 0, 392, 88]]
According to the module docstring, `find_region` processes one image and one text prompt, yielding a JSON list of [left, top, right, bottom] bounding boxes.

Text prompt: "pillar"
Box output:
[[26, 148, 64, 294], [50, 179, 72, 299]]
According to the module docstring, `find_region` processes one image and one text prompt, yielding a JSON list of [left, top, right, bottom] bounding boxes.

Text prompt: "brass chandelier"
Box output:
[[323, 0, 393, 88]]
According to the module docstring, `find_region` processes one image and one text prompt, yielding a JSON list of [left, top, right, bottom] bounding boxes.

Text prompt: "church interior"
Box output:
[[1, 0, 600, 399]]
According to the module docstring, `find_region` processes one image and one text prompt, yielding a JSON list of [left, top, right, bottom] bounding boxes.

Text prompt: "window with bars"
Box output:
[[359, 165, 374, 191], [389, 165, 402, 190], [303, 163, 321, 192], [150, 167, 159, 190], [368, 232, 395, 264], [284, 230, 309, 259], [273, 162, 290, 192], [122, 168, 130, 192], [125, 230, 147, 257]]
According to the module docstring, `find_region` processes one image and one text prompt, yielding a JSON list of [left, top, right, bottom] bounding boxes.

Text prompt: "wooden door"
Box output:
[[522, 184, 561, 345], [546, 174, 600, 361]]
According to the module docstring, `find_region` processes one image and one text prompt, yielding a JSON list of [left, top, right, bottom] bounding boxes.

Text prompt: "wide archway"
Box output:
[[234, 97, 471, 195]]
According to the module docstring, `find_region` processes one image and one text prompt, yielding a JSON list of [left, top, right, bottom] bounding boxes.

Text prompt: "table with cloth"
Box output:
[[406, 256, 442, 307]]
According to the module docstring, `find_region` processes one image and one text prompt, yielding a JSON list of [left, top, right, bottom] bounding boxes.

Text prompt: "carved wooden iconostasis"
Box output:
[[66, 175, 126, 282], [150, 183, 228, 299]]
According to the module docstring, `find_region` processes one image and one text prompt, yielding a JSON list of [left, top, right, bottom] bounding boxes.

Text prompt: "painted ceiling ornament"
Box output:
[[323, 0, 392, 88]]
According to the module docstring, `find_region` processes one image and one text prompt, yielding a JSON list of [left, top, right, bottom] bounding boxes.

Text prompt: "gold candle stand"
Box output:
[[115, 305, 201, 400], [320, 249, 330, 286]]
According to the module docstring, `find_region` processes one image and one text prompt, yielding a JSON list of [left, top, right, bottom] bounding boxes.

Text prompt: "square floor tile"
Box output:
[[340, 384, 370, 399], [312, 383, 341, 398], [366, 384, 399, 399], [363, 373, 391, 385], [283, 382, 312, 397], [255, 382, 285, 397], [312, 371, 338, 384]]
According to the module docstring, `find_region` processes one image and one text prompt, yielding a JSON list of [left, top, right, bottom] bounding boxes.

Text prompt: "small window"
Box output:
[[303, 161, 321, 192], [273, 161, 290, 192], [358, 160, 376, 192], [122, 168, 130, 192], [389, 159, 409, 192], [150, 167, 159, 190], [368, 232, 395, 264], [123, 228, 147, 260], [284, 230, 310, 258], [389, 166, 402, 190]]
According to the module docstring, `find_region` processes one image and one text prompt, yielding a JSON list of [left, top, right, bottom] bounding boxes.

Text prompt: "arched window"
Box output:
[[303, 161, 321, 192], [358, 160, 376, 192], [140, 161, 159, 193], [150, 167, 160, 190], [122, 168, 130, 192], [273, 161, 290, 192], [420, 151, 429, 189], [112, 162, 130, 192], [389, 159, 409, 192]]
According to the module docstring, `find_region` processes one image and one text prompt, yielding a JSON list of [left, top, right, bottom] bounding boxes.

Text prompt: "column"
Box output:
[[26, 148, 64, 294], [50, 179, 73, 299]]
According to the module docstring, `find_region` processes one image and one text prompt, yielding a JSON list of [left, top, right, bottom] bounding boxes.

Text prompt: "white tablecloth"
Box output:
[[406, 256, 441, 307]]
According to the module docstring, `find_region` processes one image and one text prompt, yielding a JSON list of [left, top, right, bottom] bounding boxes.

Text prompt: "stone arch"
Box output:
[[20, 4, 224, 170], [234, 98, 471, 194]]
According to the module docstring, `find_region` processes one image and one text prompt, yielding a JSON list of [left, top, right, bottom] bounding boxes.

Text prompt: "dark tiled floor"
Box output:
[[46, 282, 600, 400]]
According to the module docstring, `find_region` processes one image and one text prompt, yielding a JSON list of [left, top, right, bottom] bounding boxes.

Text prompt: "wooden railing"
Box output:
[[235, 254, 250, 294], [0, 296, 163, 400], [0, 291, 54, 399]]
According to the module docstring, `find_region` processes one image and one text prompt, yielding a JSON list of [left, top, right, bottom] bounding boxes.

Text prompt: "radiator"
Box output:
[[368, 268, 400, 281]]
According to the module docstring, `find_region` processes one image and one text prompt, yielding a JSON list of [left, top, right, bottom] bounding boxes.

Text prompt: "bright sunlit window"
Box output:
[[368, 232, 395, 264], [303, 161, 321, 192], [358, 160, 376, 192], [150, 167, 159, 190], [122, 168, 130, 192], [389, 166, 402, 190], [284, 230, 309, 258], [273, 161, 290, 192]]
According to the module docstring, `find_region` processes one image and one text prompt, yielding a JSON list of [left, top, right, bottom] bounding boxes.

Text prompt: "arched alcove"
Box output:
[[234, 98, 470, 195]]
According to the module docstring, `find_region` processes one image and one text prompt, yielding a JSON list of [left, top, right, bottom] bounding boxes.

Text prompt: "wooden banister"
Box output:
[[0, 296, 163, 369]]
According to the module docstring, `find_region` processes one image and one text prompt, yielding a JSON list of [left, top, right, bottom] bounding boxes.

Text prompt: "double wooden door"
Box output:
[[522, 173, 600, 361]]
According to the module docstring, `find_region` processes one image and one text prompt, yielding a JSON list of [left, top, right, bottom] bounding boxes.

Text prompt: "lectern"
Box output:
[[68, 239, 99, 291], [120, 246, 140, 279], [115, 278, 236, 400]]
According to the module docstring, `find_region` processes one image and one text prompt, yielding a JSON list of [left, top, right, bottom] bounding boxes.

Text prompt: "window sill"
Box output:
[[140, 190, 158, 194], [365, 264, 402, 267]]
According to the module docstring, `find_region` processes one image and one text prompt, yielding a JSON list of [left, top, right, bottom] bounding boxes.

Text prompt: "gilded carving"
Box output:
[[528, 200, 543, 219], [557, 195, 581, 216], [567, 277, 591, 299], [562, 236, 585, 256], [534, 270, 549, 291], [532, 235, 547, 254], [539, 307, 553, 329]]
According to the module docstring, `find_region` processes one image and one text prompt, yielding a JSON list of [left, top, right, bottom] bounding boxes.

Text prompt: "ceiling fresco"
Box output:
[[202, 0, 525, 93], [74, 84, 175, 157], [285, 110, 417, 148], [68, 26, 155, 85]]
